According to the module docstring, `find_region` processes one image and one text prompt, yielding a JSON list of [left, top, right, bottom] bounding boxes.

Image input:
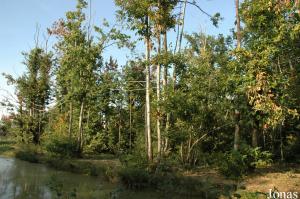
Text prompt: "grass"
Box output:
[[0, 138, 16, 157]]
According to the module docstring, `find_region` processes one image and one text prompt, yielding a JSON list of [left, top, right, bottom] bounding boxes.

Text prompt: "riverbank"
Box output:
[[1, 139, 299, 198], [0, 139, 121, 182]]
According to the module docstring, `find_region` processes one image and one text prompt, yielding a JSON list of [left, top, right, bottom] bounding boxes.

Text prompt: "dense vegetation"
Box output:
[[1, 0, 299, 196]]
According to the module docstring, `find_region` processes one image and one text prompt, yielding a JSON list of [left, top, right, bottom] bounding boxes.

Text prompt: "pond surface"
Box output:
[[0, 157, 117, 199], [0, 157, 195, 199]]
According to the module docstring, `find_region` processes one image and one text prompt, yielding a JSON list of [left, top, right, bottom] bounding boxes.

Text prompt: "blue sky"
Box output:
[[0, 0, 235, 115]]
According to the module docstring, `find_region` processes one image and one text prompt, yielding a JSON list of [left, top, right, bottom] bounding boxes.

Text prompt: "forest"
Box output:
[[0, 0, 299, 198]]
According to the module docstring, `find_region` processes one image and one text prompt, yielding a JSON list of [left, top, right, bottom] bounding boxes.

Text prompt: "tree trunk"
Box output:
[[68, 102, 73, 140], [163, 31, 168, 89], [145, 15, 153, 162], [77, 101, 84, 154], [173, 0, 187, 89], [163, 31, 170, 154], [235, 0, 241, 48], [118, 108, 121, 148], [252, 128, 258, 148], [234, 110, 240, 151], [145, 104, 148, 153], [156, 23, 161, 156], [280, 124, 284, 161], [178, 0, 187, 53], [129, 92, 132, 150], [234, 0, 241, 151], [252, 119, 259, 147]]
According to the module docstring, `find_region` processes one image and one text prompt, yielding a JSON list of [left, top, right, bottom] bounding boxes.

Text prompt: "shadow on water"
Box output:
[[0, 157, 236, 199], [0, 157, 115, 199]]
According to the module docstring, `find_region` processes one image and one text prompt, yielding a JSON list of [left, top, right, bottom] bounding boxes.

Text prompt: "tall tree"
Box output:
[[115, 0, 154, 161], [233, 0, 241, 151], [4, 48, 52, 144], [50, 0, 102, 154]]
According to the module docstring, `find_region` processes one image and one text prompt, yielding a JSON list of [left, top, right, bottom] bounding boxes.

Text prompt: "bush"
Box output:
[[44, 137, 77, 158], [285, 136, 300, 163], [219, 146, 272, 179], [119, 150, 148, 168], [86, 132, 109, 153], [249, 147, 272, 167], [219, 150, 248, 179], [15, 146, 39, 163], [119, 167, 150, 190]]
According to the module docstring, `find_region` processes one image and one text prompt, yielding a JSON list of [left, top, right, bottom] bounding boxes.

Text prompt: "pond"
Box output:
[[0, 157, 201, 199], [0, 157, 117, 199]]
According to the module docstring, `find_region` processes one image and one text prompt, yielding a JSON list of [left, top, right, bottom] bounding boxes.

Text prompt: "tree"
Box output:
[[50, 0, 102, 154], [233, 0, 242, 151], [115, 0, 154, 161], [4, 48, 52, 144]]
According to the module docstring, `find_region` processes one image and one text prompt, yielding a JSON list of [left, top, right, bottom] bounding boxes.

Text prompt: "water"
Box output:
[[0, 157, 116, 199], [0, 157, 195, 199]]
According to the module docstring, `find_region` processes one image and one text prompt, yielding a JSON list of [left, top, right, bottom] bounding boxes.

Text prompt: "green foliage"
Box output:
[[249, 147, 273, 167], [86, 132, 109, 153], [3, 48, 52, 144], [219, 150, 249, 179], [15, 145, 40, 163], [236, 191, 267, 199], [2, 0, 300, 191], [44, 136, 77, 158], [119, 149, 148, 168], [219, 146, 272, 178], [119, 167, 150, 190], [0, 139, 15, 155], [285, 135, 300, 163]]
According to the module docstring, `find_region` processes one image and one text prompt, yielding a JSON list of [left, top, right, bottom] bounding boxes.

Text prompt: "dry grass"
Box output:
[[183, 164, 300, 198], [244, 167, 300, 193]]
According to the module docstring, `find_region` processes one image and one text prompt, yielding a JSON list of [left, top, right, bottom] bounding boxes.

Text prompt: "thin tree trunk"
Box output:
[[178, 0, 187, 53], [252, 119, 259, 147], [163, 31, 170, 154], [77, 101, 84, 154], [235, 0, 241, 49], [144, 104, 148, 153], [118, 108, 121, 148], [156, 23, 162, 156], [173, 0, 187, 89], [234, 0, 241, 151], [234, 110, 240, 151], [163, 31, 168, 89], [180, 142, 184, 163], [145, 15, 153, 162], [68, 102, 73, 140], [252, 128, 258, 148], [129, 93, 132, 150], [86, 109, 90, 129], [280, 124, 284, 161], [19, 97, 24, 142]]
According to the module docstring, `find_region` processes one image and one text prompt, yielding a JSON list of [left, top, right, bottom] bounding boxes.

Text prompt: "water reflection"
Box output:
[[0, 157, 113, 199]]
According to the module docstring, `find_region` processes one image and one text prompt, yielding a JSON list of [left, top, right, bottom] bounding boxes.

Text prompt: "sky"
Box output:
[[0, 0, 235, 116]]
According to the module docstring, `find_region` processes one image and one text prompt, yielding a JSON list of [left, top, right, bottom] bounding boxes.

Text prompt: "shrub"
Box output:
[[219, 145, 272, 178], [15, 146, 39, 163], [44, 137, 77, 158], [285, 136, 300, 163], [119, 150, 148, 168], [118, 167, 150, 190], [249, 147, 272, 167], [219, 150, 248, 179], [86, 132, 109, 153]]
